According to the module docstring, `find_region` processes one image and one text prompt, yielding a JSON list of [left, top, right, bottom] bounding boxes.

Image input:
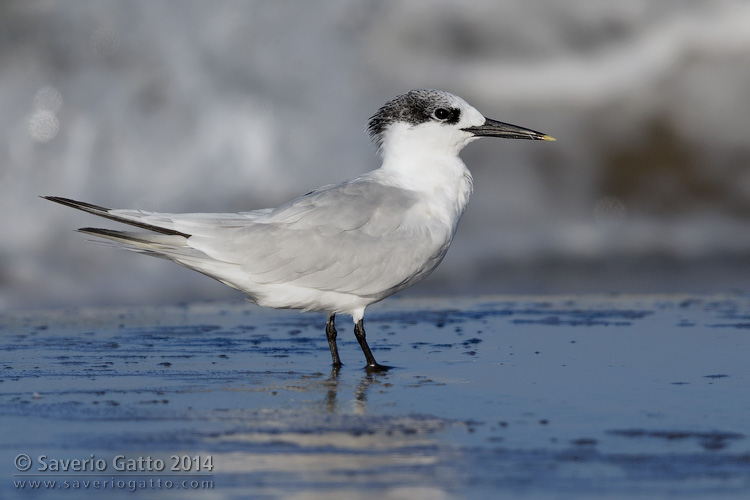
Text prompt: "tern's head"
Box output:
[[368, 89, 554, 158]]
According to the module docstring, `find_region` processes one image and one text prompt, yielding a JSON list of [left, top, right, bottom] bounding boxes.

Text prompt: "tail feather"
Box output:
[[78, 227, 188, 247], [43, 196, 190, 237], [43, 195, 200, 260], [77, 227, 206, 262], [46, 196, 245, 291]]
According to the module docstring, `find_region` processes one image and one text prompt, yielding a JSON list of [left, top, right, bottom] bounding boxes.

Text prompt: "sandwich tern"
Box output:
[[44, 89, 554, 371]]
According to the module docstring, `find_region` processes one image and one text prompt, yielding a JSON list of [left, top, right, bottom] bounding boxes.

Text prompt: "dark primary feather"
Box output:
[[42, 196, 190, 237]]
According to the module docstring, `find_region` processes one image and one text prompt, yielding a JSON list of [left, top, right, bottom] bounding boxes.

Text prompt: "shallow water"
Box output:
[[1, 295, 749, 499]]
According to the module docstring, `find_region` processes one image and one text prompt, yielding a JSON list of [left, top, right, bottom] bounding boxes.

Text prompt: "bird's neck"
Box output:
[[373, 145, 474, 231], [374, 123, 476, 199]]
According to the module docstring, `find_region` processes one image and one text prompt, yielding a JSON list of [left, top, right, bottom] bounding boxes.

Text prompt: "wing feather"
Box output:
[[185, 179, 444, 296], [47, 177, 449, 301]]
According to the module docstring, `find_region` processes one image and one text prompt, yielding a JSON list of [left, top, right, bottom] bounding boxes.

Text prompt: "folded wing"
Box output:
[[44, 180, 445, 300]]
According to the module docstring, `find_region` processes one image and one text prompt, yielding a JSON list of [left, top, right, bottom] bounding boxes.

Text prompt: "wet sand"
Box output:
[[1, 295, 749, 499]]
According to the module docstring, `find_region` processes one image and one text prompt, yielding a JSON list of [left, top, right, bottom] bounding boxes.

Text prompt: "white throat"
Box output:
[[377, 121, 475, 188], [371, 122, 476, 231]]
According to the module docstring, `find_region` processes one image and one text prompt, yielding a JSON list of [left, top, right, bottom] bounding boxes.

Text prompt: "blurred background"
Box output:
[[2, 0, 750, 311]]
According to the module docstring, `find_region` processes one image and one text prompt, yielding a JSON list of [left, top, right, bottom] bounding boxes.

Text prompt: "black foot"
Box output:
[[365, 363, 392, 373]]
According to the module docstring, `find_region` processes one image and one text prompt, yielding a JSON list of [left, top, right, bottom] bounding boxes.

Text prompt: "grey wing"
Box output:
[[106, 208, 274, 232], [184, 180, 445, 297]]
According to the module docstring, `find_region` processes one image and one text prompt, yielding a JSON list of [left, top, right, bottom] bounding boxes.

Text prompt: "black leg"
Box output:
[[354, 319, 389, 372], [326, 314, 342, 367]]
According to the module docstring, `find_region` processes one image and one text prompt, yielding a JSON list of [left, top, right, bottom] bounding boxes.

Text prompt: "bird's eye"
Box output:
[[434, 108, 450, 120]]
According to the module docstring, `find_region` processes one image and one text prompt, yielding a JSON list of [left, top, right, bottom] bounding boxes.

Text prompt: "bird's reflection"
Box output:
[[323, 364, 389, 414]]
